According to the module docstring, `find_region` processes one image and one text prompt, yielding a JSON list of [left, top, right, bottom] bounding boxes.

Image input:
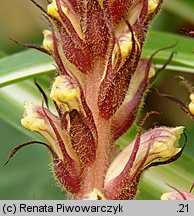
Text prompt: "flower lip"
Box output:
[[21, 101, 46, 131], [21, 101, 80, 163], [50, 75, 80, 110]]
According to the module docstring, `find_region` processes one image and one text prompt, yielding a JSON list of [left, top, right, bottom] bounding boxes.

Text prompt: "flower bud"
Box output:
[[113, 32, 139, 69], [47, 0, 60, 20], [148, 0, 160, 14], [42, 30, 54, 54], [47, 0, 82, 39]]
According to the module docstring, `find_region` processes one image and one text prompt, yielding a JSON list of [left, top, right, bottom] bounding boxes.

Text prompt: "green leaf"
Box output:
[[143, 31, 194, 72], [138, 154, 194, 199], [0, 51, 6, 58], [164, 0, 194, 24], [0, 49, 55, 87]]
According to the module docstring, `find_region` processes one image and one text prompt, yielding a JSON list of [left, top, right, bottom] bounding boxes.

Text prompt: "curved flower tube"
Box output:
[[104, 126, 184, 199]]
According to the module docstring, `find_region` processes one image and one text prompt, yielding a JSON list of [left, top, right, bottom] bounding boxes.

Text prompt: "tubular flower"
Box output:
[[104, 126, 184, 199], [8, 0, 186, 199]]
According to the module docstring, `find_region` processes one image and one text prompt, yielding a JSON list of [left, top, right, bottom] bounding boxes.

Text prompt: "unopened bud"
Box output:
[[42, 30, 53, 53], [47, 0, 60, 20], [148, 0, 160, 14]]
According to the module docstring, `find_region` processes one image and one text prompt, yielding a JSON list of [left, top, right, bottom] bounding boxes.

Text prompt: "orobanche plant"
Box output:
[[6, 0, 194, 200]]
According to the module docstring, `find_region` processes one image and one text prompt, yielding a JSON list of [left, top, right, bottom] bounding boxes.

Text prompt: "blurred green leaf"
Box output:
[[138, 154, 194, 199], [0, 51, 6, 58], [0, 49, 55, 87], [143, 31, 194, 72], [164, 0, 194, 24]]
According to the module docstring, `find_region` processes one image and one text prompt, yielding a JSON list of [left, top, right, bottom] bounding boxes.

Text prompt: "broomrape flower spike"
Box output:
[[7, 0, 186, 200]]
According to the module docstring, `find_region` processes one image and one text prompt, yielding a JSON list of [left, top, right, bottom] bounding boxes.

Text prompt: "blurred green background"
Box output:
[[0, 0, 194, 199]]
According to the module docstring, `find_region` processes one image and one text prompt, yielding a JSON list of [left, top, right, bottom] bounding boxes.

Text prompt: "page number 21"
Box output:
[[177, 204, 189, 213]]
